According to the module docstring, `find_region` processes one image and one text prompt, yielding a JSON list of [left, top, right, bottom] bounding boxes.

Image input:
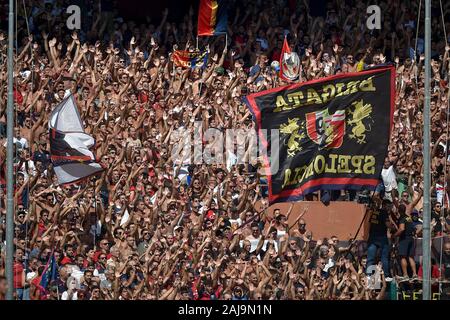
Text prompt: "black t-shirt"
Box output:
[[431, 211, 443, 233], [369, 209, 388, 238], [399, 214, 415, 239]]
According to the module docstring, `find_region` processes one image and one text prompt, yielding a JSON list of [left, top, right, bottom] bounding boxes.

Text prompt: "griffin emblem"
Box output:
[[347, 99, 373, 144], [279, 118, 306, 157]]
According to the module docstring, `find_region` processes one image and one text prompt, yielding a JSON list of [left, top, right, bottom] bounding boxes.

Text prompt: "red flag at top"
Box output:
[[279, 37, 300, 82], [197, 0, 228, 36], [279, 38, 291, 80]]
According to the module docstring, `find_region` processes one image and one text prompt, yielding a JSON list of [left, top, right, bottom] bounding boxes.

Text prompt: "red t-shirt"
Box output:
[[37, 222, 47, 236], [13, 89, 23, 105], [13, 262, 24, 289], [418, 265, 440, 279], [138, 92, 148, 104]]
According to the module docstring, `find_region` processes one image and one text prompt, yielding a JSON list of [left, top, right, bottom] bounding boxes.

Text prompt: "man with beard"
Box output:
[[60, 244, 76, 265], [431, 202, 444, 236]]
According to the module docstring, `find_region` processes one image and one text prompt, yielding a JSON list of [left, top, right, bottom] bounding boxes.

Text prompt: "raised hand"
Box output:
[[49, 38, 57, 47], [333, 44, 339, 54], [81, 44, 89, 54]]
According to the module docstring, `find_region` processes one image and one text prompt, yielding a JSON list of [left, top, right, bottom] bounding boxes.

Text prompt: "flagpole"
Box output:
[[422, 0, 432, 301], [225, 33, 228, 52], [93, 179, 97, 249], [6, 0, 15, 301]]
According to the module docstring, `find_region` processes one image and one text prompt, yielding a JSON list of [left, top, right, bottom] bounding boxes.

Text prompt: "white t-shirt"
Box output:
[[19, 159, 36, 180], [229, 218, 243, 228], [61, 291, 78, 300], [323, 258, 335, 272], [436, 183, 448, 206], [93, 268, 106, 282], [381, 165, 397, 192], [240, 239, 260, 253], [239, 238, 278, 260], [3, 137, 28, 149], [276, 230, 286, 239], [68, 265, 84, 282]]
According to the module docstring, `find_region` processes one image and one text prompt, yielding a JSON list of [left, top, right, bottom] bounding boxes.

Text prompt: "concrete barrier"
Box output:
[[261, 201, 370, 240]]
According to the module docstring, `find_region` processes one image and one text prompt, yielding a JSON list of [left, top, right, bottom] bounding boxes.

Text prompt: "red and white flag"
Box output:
[[279, 37, 300, 82]]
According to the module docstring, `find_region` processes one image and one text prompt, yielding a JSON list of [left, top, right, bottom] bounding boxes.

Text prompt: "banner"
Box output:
[[172, 50, 208, 69], [197, 0, 228, 36], [245, 66, 395, 204]]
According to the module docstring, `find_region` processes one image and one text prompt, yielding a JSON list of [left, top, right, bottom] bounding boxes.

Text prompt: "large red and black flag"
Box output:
[[245, 66, 395, 204], [197, 0, 228, 36]]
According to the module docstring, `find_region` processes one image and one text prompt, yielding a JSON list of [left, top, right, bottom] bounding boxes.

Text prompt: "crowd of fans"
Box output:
[[0, 0, 450, 300]]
